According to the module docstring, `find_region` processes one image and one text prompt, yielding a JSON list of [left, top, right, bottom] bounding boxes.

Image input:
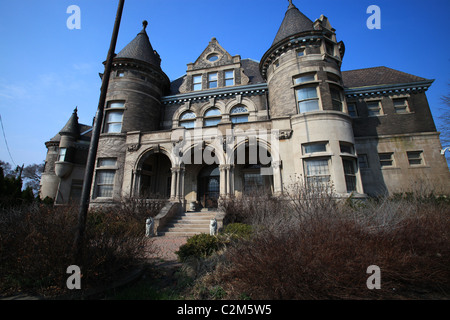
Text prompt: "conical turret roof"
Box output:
[[59, 107, 80, 137], [116, 21, 161, 68], [272, 0, 314, 46]]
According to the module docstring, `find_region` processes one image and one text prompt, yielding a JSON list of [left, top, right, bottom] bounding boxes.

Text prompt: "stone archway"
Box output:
[[135, 151, 172, 199]]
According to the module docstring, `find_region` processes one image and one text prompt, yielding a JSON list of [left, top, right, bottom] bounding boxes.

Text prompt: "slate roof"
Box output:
[[59, 108, 80, 137], [341, 66, 429, 89], [272, 2, 314, 46], [116, 21, 161, 68]]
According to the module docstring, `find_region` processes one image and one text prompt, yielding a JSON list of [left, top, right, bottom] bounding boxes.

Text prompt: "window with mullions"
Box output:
[[208, 72, 218, 89], [367, 101, 382, 117], [204, 108, 221, 127], [296, 86, 320, 113], [379, 152, 394, 167], [193, 75, 202, 91], [343, 158, 357, 192], [58, 148, 67, 162], [230, 105, 249, 124], [393, 98, 409, 114], [303, 142, 327, 154], [407, 151, 423, 166], [330, 86, 343, 111], [347, 103, 358, 117], [95, 158, 117, 198], [179, 111, 196, 129], [225, 70, 234, 86], [104, 101, 124, 133], [294, 74, 315, 85], [304, 158, 330, 186]]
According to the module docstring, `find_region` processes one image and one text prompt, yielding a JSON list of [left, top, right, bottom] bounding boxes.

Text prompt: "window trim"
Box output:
[[347, 102, 358, 118], [193, 75, 202, 91], [208, 72, 218, 89], [303, 157, 331, 187], [407, 150, 424, 166], [224, 70, 235, 87], [357, 154, 369, 169], [230, 105, 249, 124], [179, 111, 196, 129], [203, 107, 222, 127], [330, 85, 344, 112], [302, 141, 328, 155], [379, 152, 394, 168], [103, 101, 125, 133], [296, 85, 320, 113], [95, 158, 117, 199], [58, 148, 67, 162], [393, 97, 410, 114], [366, 100, 383, 117]]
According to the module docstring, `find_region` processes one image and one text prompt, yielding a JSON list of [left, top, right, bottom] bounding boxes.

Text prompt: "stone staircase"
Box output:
[[158, 210, 217, 237]]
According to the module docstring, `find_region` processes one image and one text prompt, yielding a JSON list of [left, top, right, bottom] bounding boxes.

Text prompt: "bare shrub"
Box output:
[[0, 200, 156, 297], [209, 184, 450, 299]]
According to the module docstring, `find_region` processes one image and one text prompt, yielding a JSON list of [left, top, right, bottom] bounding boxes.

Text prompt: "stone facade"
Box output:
[[40, 1, 450, 208]]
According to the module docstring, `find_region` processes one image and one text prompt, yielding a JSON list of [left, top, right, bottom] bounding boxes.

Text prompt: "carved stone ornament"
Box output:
[[274, 130, 293, 140], [127, 143, 141, 152]]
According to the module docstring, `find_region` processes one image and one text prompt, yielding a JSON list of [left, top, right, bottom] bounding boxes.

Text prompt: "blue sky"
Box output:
[[0, 0, 449, 167]]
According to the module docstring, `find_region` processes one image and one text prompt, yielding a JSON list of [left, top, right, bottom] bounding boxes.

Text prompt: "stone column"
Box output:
[[170, 167, 178, 200], [219, 164, 227, 197], [272, 160, 283, 195], [179, 167, 186, 202]]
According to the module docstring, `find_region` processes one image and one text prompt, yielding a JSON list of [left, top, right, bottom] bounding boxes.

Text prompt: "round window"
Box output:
[[207, 54, 219, 62]]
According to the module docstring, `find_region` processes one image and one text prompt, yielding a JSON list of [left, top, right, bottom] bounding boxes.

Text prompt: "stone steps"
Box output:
[[158, 211, 217, 237]]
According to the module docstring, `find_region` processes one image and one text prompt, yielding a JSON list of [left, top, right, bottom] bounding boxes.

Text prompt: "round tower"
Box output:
[[92, 21, 170, 204], [104, 20, 170, 133], [260, 1, 364, 196]]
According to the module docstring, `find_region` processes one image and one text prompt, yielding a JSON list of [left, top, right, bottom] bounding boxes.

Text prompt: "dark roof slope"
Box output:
[[59, 108, 80, 137], [116, 21, 161, 68], [272, 2, 314, 46], [342, 66, 429, 88]]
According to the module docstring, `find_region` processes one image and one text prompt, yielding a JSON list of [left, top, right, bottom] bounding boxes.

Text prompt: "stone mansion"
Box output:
[[40, 1, 450, 210]]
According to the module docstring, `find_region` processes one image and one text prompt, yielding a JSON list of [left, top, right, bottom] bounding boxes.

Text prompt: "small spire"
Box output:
[[142, 20, 148, 30], [74, 106, 78, 113], [288, 0, 295, 9]]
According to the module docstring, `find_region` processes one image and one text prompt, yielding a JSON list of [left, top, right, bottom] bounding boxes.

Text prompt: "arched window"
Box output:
[[230, 105, 249, 124], [179, 111, 196, 129], [204, 107, 221, 127]]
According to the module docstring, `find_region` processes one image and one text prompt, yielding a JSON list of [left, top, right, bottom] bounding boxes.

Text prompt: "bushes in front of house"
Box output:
[[0, 202, 157, 298], [187, 184, 450, 300]]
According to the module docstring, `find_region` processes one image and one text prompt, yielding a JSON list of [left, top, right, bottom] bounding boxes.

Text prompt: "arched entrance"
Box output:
[[233, 141, 274, 195], [197, 165, 220, 208], [137, 152, 172, 199]]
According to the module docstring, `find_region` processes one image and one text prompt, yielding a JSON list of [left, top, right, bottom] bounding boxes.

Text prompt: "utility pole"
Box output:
[[74, 0, 125, 261]]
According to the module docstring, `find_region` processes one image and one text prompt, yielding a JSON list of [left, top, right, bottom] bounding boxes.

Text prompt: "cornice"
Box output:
[[161, 83, 268, 105]]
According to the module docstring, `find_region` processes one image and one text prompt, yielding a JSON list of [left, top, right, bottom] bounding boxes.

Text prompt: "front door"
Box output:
[[198, 165, 220, 208]]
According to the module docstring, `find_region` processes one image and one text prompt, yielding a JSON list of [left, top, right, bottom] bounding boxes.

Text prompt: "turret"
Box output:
[[103, 20, 170, 133], [260, 1, 364, 196]]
